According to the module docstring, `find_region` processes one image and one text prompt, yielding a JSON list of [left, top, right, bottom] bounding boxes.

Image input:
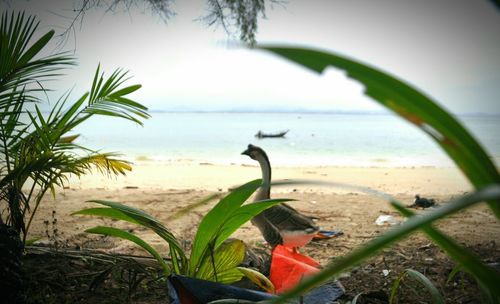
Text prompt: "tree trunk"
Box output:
[[0, 223, 26, 303]]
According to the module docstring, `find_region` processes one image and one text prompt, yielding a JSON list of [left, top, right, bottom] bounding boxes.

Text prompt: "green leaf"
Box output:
[[258, 46, 500, 219], [271, 185, 500, 302], [24, 236, 42, 246], [72, 207, 139, 224], [216, 198, 294, 249], [196, 239, 246, 283], [85, 200, 187, 273], [17, 29, 54, 65], [58, 134, 79, 144], [108, 84, 142, 99], [389, 269, 444, 304], [85, 226, 170, 275], [84, 67, 149, 126], [189, 179, 261, 275]]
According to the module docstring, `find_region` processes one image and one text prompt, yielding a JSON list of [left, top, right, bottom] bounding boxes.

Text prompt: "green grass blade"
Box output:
[[271, 185, 500, 302], [389, 271, 408, 304], [446, 265, 463, 284], [258, 46, 500, 219], [85, 226, 170, 275], [405, 269, 444, 304], [390, 269, 444, 304], [85, 200, 187, 271]]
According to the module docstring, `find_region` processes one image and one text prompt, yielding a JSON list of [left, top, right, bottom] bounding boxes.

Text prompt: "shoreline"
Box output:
[[65, 162, 472, 195]]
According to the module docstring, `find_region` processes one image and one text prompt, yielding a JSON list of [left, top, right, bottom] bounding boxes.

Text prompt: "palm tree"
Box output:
[[0, 11, 150, 302]]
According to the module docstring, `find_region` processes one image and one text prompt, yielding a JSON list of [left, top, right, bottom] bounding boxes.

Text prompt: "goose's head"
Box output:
[[241, 144, 266, 161]]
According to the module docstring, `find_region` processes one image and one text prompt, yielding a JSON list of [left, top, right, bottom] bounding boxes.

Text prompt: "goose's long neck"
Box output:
[[255, 153, 271, 200]]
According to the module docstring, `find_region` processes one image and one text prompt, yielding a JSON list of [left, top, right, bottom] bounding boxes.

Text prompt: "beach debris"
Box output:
[[408, 194, 436, 209], [167, 274, 275, 303], [269, 245, 345, 301], [313, 230, 344, 241], [375, 215, 400, 226], [270, 245, 320, 293]]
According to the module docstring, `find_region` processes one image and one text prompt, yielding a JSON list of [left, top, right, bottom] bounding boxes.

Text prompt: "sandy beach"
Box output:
[[29, 163, 495, 256], [25, 162, 500, 302]]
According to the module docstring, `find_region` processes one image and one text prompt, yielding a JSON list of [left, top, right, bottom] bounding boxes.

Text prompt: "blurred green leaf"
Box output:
[[392, 201, 500, 297], [166, 193, 221, 221], [258, 46, 500, 219], [272, 185, 500, 302], [24, 237, 42, 246]]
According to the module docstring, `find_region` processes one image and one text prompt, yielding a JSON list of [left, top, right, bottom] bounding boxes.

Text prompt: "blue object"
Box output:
[[167, 274, 276, 304], [167, 274, 344, 303]]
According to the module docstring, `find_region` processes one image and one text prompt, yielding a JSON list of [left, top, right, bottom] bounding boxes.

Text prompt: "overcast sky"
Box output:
[[6, 0, 500, 114]]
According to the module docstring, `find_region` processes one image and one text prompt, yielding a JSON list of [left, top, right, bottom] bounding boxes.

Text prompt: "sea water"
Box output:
[[74, 112, 500, 167]]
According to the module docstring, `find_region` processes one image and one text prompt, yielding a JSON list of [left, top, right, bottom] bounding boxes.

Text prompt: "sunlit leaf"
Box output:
[[189, 179, 261, 276], [197, 239, 246, 283], [238, 266, 275, 293]]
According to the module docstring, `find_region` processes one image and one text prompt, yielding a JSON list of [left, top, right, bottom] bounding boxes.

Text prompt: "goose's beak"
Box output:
[[241, 148, 250, 156]]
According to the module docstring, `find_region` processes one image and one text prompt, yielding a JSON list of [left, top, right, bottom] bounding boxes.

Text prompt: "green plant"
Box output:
[[254, 46, 500, 303], [0, 11, 150, 242], [74, 179, 287, 289], [0, 10, 149, 302], [389, 269, 444, 304]]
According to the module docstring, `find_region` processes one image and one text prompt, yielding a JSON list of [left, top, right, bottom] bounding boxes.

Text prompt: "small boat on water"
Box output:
[[255, 129, 289, 139]]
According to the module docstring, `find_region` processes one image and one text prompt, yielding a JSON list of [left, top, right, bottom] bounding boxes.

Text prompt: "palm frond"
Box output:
[[82, 66, 150, 126], [0, 11, 75, 108], [77, 153, 132, 176]]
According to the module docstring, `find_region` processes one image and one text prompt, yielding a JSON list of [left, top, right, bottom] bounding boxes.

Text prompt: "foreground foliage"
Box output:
[[0, 11, 150, 242], [257, 46, 500, 303], [74, 179, 284, 290]]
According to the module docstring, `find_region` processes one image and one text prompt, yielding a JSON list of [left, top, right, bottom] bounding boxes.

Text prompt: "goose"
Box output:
[[241, 144, 319, 250]]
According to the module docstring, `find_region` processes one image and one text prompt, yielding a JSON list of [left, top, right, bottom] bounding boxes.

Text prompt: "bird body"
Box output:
[[242, 144, 319, 249], [413, 195, 436, 208]]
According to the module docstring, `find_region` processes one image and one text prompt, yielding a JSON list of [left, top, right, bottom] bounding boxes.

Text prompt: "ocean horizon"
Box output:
[[73, 111, 500, 168]]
